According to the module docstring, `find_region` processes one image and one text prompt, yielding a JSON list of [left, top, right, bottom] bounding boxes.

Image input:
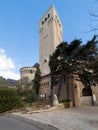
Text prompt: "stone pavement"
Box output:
[[9, 106, 98, 130]]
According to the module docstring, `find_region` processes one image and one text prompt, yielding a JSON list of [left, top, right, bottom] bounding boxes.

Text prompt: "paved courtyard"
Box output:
[[8, 106, 98, 130]]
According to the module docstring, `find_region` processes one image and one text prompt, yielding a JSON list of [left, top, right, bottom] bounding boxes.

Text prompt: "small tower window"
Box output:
[[45, 17, 47, 22], [30, 70, 33, 74], [42, 21, 44, 25], [44, 59, 47, 62], [57, 19, 59, 23], [48, 13, 50, 18]]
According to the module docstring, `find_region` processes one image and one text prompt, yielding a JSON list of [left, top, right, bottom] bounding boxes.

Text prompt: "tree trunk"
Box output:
[[66, 71, 69, 100], [50, 74, 54, 101], [57, 75, 62, 100]]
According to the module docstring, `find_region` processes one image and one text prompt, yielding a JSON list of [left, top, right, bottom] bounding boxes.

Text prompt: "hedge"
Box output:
[[0, 87, 23, 113]]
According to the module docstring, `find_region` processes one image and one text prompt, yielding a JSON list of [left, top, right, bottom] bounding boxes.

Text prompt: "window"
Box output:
[[48, 13, 50, 18], [46, 82, 49, 86], [57, 19, 59, 23], [45, 17, 47, 22], [41, 14, 50, 25], [42, 21, 44, 25], [30, 70, 33, 74], [44, 59, 47, 62], [47, 82, 49, 86]]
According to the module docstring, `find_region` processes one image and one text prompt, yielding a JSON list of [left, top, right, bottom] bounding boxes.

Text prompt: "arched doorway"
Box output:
[[82, 88, 92, 96]]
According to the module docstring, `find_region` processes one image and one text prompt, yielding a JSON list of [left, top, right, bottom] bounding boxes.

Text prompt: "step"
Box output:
[[80, 96, 92, 106]]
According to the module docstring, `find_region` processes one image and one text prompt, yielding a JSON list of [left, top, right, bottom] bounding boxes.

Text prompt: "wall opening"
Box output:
[[82, 88, 92, 96]]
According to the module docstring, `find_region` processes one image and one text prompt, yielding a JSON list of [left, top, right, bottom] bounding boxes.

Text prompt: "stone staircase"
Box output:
[[80, 96, 93, 106]]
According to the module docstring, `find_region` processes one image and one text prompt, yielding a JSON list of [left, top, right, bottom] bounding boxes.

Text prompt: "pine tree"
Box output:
[[33, 66, 41, 96]]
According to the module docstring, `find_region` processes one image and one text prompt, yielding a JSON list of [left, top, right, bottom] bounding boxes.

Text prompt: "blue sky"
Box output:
[[0, 0, 98, 79]]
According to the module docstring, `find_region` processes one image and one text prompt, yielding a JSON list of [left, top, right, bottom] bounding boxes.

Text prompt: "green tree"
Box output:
[[16, 80, 37, 103], [76, 35, 98, 88], [0, 87, 23, 113], [0, 77, 7, 87], [49, 35, 98, 100], [33, 65, 41, 96], [49, 40, 82, 100]]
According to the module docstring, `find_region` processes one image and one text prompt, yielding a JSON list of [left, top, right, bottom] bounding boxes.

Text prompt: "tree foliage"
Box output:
[[33, 65, 41, 96], [49, 35, 98, 99], [0, 87, 23, 113], [0, 77, 7, 87], [16, 80, 37, 103]]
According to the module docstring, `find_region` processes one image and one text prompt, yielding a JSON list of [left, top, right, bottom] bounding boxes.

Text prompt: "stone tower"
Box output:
[[39, 5, 62, 76]]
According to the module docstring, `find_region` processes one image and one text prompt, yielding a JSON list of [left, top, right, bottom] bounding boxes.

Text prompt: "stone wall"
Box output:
[[39, 74, 77, 105], [74, 78, 84, 106], [39, 73, 98, 107], [92, 85, 98, 101], [39, 75, 51, 99]]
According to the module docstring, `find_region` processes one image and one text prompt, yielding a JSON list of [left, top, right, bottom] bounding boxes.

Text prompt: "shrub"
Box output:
[[26, 91, 37, 104], [60, 99, 70, 108], [18, 88, 38, 104], [0, 87, 23, 113]]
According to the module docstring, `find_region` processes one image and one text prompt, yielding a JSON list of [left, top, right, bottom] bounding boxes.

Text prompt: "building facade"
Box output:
[[39, 5, 62, 76]]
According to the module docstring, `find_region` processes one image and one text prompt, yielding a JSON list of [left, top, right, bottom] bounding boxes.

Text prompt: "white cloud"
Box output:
[[0, 48, 15, 70], [0, 71, 20, 80], [0, 48, 20, 80]]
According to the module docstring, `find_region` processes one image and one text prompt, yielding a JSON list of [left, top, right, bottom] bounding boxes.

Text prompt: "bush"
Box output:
[[60, 99, 70, 108], [18, 88, 38, 104], [0, 87, 23, 113], [26, 91, 37, 104]]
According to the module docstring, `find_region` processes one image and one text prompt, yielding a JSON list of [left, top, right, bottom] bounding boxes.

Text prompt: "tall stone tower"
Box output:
[[39, 5, 62, 76]]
